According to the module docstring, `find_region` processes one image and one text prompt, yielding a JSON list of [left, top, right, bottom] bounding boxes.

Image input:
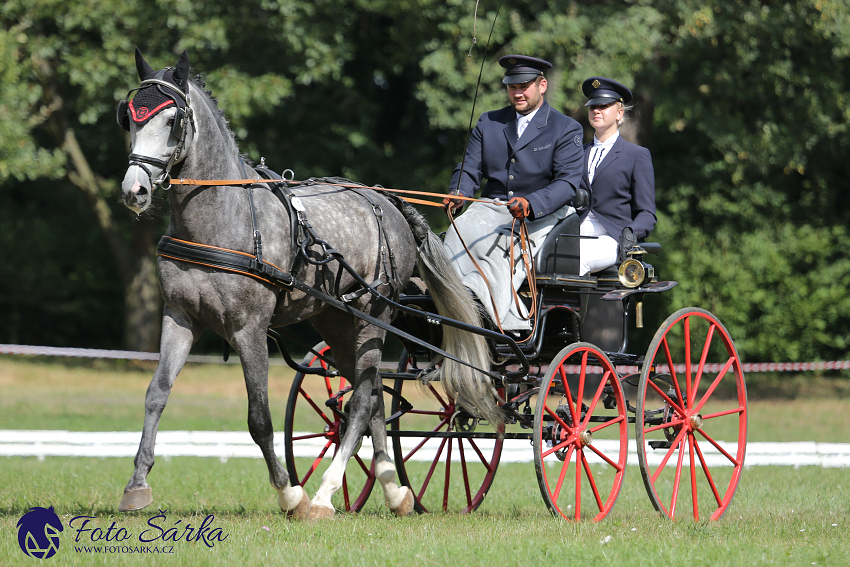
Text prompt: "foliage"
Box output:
[[0, 0, 848, 361]]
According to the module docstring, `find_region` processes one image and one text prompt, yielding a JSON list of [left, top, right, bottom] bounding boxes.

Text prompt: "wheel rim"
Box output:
[[533, 343, 628, 522], [284, 343, 376, 512], [391, 353, 503, 514], [636, 308, 747, 521]]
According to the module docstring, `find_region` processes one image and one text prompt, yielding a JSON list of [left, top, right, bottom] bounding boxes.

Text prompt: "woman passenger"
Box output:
[[578, 77, 657, 275]]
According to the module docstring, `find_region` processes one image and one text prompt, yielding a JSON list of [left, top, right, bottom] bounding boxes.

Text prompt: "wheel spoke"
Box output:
[[585, 441, 625, 472], [543, 435, 573, 460], [647, 377, 686, 415], [582, 371, 613, 429], [299, 388, 334, 426], [575, 448, 582, 520], [354, 453, 371, 475], [402, 418, 450, 464], [467, 438, 497, 471], [690, 324, 716, 407], [551, 445, 575, 502], [291, 432, 327, 441], [702, 406, 746, 421], [650, 427, 687, 483], [695, 428, 741, 466], [695, 356, 736, 412], [426, 382, 450, 409], [302, 440, 333, 484], [588, 414, 626, 435], [694, 437, 723, 506], [442, 438, 453, 511], [544, 403, 574, 432], [459, 439, 472, 507], [684, 316, 692, 405], [689, 433, 699, 520], [661, 336, 686, 407], [557, 365, 578, 425], [341, 473, 351, 510], [575, 352, 588, 427], [669, 432, 687, 518], [581, 450, 605, 512], [417, 436, 448, 502], [643, 417, 685, 435]]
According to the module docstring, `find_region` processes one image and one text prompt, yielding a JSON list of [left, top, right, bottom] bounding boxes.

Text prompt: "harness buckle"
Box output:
[[156, 172, 172, 190]]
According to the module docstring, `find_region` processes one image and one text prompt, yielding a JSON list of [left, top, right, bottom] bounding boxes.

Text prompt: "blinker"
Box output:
[[117, 99, 130, 131]]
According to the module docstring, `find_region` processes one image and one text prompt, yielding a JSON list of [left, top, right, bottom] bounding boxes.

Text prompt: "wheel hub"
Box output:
[[688, 413, 704, 430], [578, 428, 593, 446]]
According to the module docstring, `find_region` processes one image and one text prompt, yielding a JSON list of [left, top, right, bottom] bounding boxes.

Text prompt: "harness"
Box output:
[[117, 68, 195, 188], [154, 174, 519, 380]]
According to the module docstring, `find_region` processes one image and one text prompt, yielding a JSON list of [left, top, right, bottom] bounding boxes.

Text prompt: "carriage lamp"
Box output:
[[618, 258, 646, 288]]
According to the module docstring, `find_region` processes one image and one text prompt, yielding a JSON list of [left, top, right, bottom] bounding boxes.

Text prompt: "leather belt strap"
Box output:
[[165, 177, 505, 209]]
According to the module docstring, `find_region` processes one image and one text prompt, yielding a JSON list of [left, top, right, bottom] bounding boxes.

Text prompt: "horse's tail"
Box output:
[[391, 198, 502, 428]]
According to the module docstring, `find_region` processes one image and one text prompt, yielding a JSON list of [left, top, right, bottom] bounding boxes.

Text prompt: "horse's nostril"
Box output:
[[137, 186, 149, 197]]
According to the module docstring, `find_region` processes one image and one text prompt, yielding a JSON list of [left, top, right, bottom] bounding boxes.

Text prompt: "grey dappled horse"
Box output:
[[117, 49, 497, 519]]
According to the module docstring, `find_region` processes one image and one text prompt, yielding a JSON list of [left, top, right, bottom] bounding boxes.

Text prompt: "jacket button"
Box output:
[[511, 158, 516, 163], [508, 191, 514, 197], [509, 175, 514, 180]]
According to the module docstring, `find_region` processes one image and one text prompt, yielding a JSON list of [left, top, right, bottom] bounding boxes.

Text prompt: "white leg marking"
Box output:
[[276, 484, 305, 511], [375, 453, 406, 509]]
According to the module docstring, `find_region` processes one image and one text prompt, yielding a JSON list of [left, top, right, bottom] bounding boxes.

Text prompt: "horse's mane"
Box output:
[[189, 71, 252, 165]]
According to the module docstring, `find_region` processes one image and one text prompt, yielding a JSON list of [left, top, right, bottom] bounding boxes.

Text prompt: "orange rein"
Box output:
[[166, 177, 503, 209]]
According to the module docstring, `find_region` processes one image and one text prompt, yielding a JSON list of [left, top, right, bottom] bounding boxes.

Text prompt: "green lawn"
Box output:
[[1, 355, 848, 566]]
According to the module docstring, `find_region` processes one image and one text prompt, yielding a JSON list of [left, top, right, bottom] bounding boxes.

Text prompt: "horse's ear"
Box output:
[[173, 50, 190, 93], [135, 48, 155, 80]]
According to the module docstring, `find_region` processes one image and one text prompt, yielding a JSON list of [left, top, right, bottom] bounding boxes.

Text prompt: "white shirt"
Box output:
[[516, 106, 541, 139], [587, 131, 619, 185]]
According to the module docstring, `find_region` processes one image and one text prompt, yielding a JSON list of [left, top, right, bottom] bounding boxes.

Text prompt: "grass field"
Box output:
[[1, 356, 849, 566]]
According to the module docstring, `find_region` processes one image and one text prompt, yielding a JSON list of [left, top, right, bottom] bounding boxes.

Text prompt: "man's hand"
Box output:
[[617, 227, 637, 262], [507, 197, 531, 219], [443, 195, 465, 215]]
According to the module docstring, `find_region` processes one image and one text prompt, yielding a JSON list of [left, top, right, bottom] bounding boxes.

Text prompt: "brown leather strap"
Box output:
[[167, 177, 506, 209]]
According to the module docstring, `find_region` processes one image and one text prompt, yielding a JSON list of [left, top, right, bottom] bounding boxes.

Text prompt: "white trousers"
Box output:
[[579, 213, 618, 276]]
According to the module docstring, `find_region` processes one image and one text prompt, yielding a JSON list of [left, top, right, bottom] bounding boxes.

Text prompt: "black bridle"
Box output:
[[117, 72, 195, 190]]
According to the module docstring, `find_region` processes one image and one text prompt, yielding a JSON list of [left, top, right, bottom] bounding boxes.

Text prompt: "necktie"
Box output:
[[588, 145, 605, 185], [517, 116, 529, 139]]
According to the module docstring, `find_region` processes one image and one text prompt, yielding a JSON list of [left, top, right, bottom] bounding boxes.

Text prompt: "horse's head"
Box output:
[[118, 48, 196, 213]]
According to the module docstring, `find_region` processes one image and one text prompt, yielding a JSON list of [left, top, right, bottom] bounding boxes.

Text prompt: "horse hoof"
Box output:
[[391, 487, 415, 517], [284, 490, 311, 521], [118, 487, 152, 512], [307, 504, 335, 521]]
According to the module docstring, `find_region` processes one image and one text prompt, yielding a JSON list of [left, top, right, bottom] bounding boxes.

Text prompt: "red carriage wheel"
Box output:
[[283, 342, 376, 512], [390, 351, 503, 513], [532, 342, 628, 521], [636, 308, 747, 520]]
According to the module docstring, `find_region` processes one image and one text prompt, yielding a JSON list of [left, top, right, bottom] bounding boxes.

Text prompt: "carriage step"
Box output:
[[648, 440, 672, 450]]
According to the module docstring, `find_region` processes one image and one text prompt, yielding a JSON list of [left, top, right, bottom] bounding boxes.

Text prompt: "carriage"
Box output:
[[277, 210, 748, 522], [117, 48, 746, 522]]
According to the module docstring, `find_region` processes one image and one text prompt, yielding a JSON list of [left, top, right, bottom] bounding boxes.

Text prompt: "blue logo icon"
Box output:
[[17, 506, 63, 559]]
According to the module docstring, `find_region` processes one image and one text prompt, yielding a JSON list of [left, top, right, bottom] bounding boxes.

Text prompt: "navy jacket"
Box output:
[[449, 100, 584, 220], [580, 135, 656, 240]]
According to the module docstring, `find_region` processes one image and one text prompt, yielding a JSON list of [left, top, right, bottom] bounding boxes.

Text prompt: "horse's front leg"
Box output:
[[119, 309, 196, 512], [234, 326, 310, 519]]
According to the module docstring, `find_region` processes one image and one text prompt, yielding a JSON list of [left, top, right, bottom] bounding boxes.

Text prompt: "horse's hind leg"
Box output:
[[234, 325, 309, 519], [305, 317, 386, 519], [120, 310, 196, 512], [370, 392, 415, 516]]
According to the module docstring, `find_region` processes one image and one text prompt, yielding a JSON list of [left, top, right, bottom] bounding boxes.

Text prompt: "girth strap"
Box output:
[[156, 236, 294, 289]]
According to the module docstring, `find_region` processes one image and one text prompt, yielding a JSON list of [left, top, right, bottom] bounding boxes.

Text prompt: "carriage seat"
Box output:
[[534, 213, 661, 278]]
